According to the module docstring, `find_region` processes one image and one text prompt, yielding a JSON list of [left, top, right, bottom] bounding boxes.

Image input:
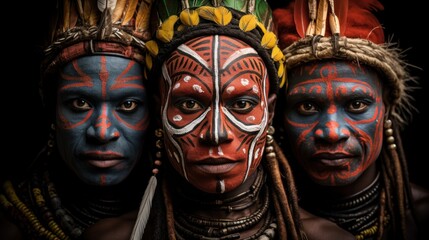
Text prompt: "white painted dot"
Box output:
[[226, 86, 235, 94], [252, 85, 259, 94], [193, 84, 204, 93], [184, 76, 191, 82], [173, 115, 182, 121], [246, 116, 256, 122], [173, 83, 180, 90], [241, 78, 249, 86]]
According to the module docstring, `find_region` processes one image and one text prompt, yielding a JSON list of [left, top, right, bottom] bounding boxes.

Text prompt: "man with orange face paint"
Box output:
[[273, 0, 429, 239], [128, 1, 355, 240], [159, 34, 274, 194]]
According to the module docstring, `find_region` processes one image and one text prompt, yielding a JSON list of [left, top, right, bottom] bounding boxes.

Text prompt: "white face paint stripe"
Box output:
[[244, 71, 269, 181], [222, 47, 258, 69], [177, 44, 210, 69], [162, 63, 187, 179], [213, 35, 220, 145]]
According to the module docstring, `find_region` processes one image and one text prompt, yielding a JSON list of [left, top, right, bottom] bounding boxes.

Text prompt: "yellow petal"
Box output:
[[256, 21, 267, 33], [180, 9, 199, 26], [279, 68, 287, 89], [145, 53, 153, 70], [213, 6, 232, 25], [271, 45, 284, 62], [277, 60, 285, 78], [160, 15, 179, 31], [177, 24, 186, 32], [261, 31, 277, 49], [146, 40, 159, 56], [197, 6, 215, 21], [156, 29, 174, 43], [239, 14, 257, 32]]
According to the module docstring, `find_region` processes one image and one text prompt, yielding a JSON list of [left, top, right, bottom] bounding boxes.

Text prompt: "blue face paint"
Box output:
[[56, 55, 150, 186], [283, 60, 385, 186]]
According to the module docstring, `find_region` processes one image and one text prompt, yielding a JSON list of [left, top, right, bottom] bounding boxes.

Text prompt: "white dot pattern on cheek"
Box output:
[[173, 115, 182, 121], [243, 148, 246, 153], [184, 75, 191, 82], [246, 116, 256, 122], [241, 78, 249, 86]]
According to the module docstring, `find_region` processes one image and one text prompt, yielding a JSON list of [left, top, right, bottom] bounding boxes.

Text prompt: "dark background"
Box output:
[[2, 1, 427, 189]]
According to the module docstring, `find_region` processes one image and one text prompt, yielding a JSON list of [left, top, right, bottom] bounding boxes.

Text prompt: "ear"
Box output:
[[267, 93, 277, 126]]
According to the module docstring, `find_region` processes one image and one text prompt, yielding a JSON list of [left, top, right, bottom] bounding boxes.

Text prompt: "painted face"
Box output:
[[159, 35, 272, 194], [56, 55, 150, 186], [283, 60, 384, 186]]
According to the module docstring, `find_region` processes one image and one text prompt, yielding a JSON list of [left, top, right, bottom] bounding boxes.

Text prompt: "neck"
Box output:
[[170, 166, 276, 239]]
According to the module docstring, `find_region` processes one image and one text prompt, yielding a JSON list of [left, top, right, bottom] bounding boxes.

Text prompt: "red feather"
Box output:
[[334, 0, 348, 35], [293, 0, 310, 38]]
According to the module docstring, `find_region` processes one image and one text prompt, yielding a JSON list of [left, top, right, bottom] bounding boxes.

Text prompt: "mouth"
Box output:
[[81, 151, 125, 168], [194, 158, 239, 174], [312, 152, 355, 167]]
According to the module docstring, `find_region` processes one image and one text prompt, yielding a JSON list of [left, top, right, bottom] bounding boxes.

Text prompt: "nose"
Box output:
[[199, 109, 233, 145], [314, 116, 350, 143], [87, 105, 120, 143]]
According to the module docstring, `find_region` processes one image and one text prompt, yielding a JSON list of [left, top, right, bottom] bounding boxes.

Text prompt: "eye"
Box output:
[[118, 100, 139, 113], [70, 98, 91, 111], [347, 100, 368, 113], [229, 99, 256, 114], [176, 99, 203, 113], [297, 102, 318, 115]]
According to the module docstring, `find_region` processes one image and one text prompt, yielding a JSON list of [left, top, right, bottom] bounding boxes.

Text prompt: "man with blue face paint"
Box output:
[[273, 0, 429, 239], [0, 1, 156, 239]]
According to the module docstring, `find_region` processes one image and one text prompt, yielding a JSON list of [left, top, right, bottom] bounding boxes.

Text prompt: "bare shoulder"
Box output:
[[410, 183, 429, 229], [299, 208, 356, 240], [82, 210, 138, 240], [0, 211, 23, 240]]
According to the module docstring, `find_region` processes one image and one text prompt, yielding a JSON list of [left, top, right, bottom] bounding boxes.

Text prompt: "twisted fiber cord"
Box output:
[[162, 178, 177, 240], [389, 145, 407, 238], [393, 122, 414, 212], [265, 145, 301, 240], [273, 141, 302, 230], [376, 186, 387, 240], [381, 146, 407, 240], [271, 189, 287, 238]]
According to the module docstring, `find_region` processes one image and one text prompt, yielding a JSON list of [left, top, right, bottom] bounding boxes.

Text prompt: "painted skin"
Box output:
[[55, 55, 150, 186], [283, 60, 385, 186], [159, 35, 275, 194]]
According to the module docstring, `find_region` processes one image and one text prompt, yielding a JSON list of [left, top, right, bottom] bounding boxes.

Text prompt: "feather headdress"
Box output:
[[273, 0, 415, 126], [142, 0, 286, 93], [41, 0, 155, 98]]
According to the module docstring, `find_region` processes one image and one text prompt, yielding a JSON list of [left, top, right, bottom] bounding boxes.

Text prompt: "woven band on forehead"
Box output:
[[42, 41, 144, 77], [145, 6, 285, 95]]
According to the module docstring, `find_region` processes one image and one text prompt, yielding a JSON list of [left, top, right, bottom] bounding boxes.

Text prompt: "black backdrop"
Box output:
[[2, 1, 427, 189]]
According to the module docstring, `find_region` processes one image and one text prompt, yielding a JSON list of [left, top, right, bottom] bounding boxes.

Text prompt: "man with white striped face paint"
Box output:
[[159, 35, 276, 194]]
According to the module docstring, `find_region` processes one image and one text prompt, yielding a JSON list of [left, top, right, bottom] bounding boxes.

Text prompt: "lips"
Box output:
[[312, 152, 354, 167], [81, 151, 125, 168], [194, 158, 240, 174]]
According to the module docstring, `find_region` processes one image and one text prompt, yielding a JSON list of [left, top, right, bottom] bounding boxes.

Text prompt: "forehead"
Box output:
[[165, 35, 266, 77], [289, 60, 381, 85]]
